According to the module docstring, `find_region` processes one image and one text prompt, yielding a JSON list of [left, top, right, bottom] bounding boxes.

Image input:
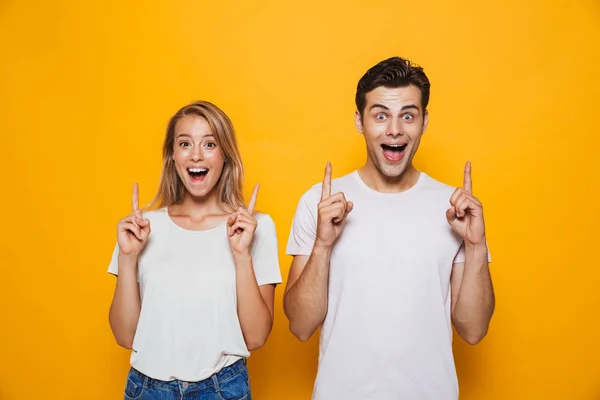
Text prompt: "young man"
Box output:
[[284, 57, 495, 400]]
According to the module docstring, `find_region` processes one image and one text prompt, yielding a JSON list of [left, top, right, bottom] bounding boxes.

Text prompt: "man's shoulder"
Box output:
[[419, 172, 458, 197]]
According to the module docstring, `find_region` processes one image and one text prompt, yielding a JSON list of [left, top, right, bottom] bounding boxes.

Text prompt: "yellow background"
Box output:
[[1, 0, 599, 399]]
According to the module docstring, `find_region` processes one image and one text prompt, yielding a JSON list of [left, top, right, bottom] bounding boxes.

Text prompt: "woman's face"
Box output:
[[172, 115, 225, 200]]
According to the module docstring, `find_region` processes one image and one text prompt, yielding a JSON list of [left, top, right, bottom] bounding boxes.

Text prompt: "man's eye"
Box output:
[[376, 113, 387, 120], [402, 114, 414, 121]]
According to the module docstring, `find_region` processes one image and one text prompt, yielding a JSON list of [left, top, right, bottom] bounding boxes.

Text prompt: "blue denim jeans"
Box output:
[[124, 359, 251, 400]]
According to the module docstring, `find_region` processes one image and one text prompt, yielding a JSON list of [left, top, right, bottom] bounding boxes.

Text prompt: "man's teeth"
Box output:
[[188, 168, 207, 173], [383, 144, 406, 150]]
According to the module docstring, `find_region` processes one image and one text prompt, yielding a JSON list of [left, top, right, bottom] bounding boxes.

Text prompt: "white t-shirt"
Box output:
[[108, 208, 282, 382], [287, 171, 488, 400]]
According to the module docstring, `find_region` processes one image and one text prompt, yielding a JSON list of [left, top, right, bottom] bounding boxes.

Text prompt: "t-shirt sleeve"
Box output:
[[251, 213, 283, 286], [285, 190, 318, 256], [107, 243, 120, 276], [452, 241, 492, 264], [107, 243, 142, 282]]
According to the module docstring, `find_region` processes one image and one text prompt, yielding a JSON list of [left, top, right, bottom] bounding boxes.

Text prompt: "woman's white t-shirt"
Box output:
[[108, 208, 282, 382]]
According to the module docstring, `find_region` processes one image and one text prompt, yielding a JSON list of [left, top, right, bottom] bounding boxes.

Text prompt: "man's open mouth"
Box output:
[[381, 144, 407, 162]]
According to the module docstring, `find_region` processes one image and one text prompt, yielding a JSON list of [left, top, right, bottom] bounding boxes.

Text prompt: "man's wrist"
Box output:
[[312, 241, 333, 257], [465, 240, 488, 263]]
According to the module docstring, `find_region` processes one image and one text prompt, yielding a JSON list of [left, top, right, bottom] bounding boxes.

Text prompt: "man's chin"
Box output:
[[377, 161, 408, 179]]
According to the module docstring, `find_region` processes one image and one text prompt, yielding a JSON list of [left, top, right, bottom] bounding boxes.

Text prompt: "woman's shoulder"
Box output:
[[141, 207, 169, 222], [253, 211, 276, 230]]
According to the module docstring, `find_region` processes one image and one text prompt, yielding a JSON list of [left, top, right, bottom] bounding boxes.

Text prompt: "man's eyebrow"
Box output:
[[368, 104, 420, 112], [369, 103, 390, 111], [400, 104, 419, 111]]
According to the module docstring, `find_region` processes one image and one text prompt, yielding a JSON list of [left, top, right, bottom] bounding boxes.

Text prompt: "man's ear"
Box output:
[[355, 110, 364, 134]]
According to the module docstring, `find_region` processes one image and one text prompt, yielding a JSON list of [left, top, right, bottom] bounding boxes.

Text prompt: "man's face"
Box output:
[[355, 85, 428, 179]]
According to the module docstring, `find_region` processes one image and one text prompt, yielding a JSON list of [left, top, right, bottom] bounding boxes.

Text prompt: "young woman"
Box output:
[[108, 101, 281, 400]]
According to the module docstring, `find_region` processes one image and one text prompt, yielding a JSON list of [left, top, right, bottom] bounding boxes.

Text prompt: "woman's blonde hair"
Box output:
[[150, 101, 245, 210]]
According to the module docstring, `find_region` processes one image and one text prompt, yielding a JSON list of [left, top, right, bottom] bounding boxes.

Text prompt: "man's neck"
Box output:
[[358, 164, 421, 193]]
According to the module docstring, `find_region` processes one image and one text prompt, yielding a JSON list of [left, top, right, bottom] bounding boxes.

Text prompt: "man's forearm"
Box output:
[[284, 245, 332, 341], [453, 243, 495, 344]]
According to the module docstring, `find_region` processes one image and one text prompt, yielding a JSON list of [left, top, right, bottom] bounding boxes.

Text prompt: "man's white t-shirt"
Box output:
[[108, 208, 282, 382], [287, 171, 485, 400]]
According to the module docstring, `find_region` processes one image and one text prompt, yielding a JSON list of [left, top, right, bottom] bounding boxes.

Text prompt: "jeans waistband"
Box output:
[[131, 358, 247, 391]]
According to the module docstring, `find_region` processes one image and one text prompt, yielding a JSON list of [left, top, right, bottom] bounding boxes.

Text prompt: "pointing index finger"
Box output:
[[321, 162, 332, 200], [463, 161, 472, 193], [247, 184, 260, 215], [132, 183, 139, 212]]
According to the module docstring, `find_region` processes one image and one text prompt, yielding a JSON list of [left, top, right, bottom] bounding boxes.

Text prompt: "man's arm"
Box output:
[[284, 246, 332, 341], [447, 162, 495, 345], [284, 162, 353, 341], [450, 243, 495, 345]]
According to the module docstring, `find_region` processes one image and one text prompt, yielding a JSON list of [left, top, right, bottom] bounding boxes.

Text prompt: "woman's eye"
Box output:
[[179, 141, 190, 147], [205, 142, 217, 148]]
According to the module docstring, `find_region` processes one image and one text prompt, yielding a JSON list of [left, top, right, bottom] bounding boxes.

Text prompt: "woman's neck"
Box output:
[[171, 191, 228, 218], [167, 191, 232, 231]]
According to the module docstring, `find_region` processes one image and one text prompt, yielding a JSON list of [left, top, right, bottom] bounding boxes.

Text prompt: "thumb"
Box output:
[[342, 201, 354, 221], [227, 213, 237, 227], [346, 201, 354, 214], [446, 207, 457, 225]]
